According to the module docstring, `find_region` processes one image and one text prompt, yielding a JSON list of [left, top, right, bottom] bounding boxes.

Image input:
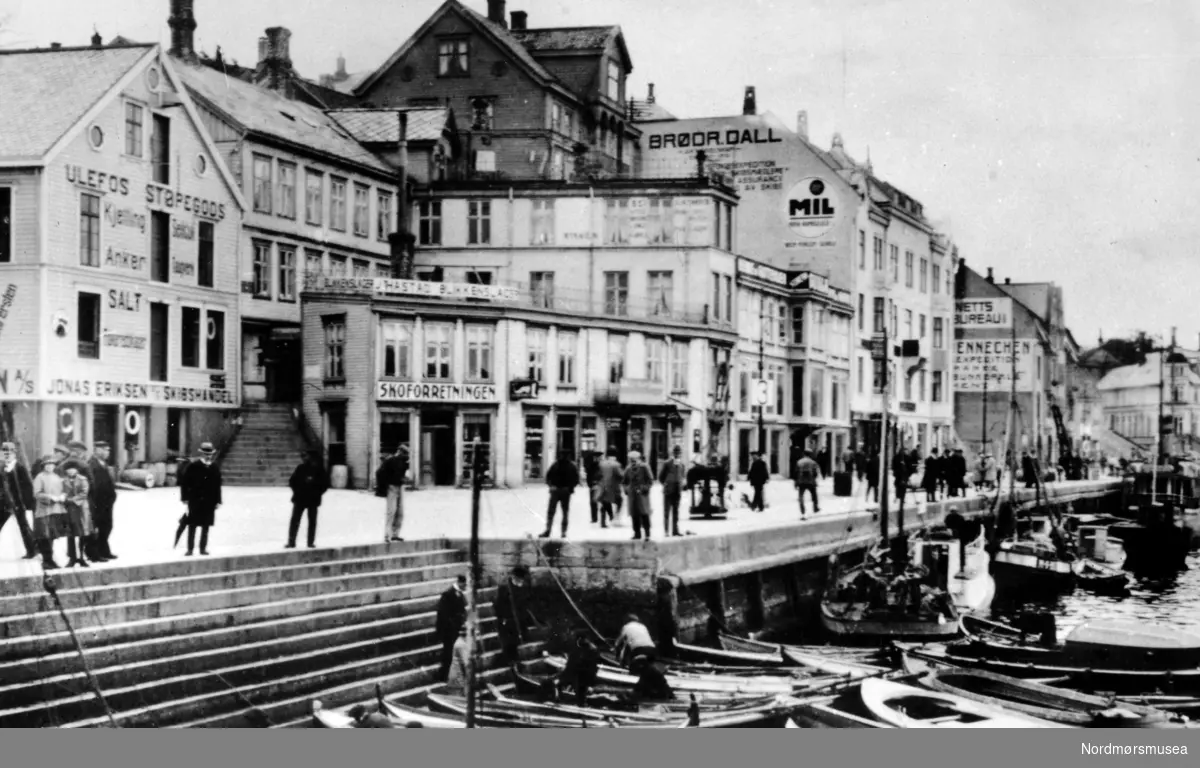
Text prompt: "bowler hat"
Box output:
[[198, 442, 216, 455], [53, 444, 70, 456]]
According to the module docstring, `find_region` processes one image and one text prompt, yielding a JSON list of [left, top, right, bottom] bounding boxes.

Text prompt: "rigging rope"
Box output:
[[42, 574, 118, 728]]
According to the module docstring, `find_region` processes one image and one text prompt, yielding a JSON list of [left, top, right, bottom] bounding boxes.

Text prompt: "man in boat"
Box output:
[[540, 450, 579, 539], [658, 445, 686, 537], [614, 613, 673, 700], [347, 704, 404, 728], [493, 565, 531, 663], [747, 451, 769, 512], [1022, 451, 1038, 489], [557, 630, 603, 706], [794, 450, 820, 518], [436, 574, 468, 682]]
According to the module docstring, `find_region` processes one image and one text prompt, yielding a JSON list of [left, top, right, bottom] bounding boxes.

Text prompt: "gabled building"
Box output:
[[351, 0, 641, 181], [0, 42, 245, 467]]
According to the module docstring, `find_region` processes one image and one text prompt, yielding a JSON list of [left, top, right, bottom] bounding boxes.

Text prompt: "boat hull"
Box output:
[[820, 602, 963, 642], [859, 677, 1065, 728]]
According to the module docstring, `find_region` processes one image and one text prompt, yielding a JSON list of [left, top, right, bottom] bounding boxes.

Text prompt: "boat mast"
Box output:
[[465, 438, 484, 729], [879, 327, 891, 545]]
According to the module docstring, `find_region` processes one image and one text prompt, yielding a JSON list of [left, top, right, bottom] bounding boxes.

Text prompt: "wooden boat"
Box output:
[[310, 699, 468, 729], [991, 536, 1082, 588], [540, 654, 803, 695], [921, 667, 1190, 728], [1075, 558, 1132, 595], [508, 668, 776, 711], [311, 700, 356, 729], [718, 633, 887, 662], [779, 647, 891, 678], [858, 678, 1067, 728], [787, 688, 895, 728], [909, 524, 996, 617], [667, 638, 791, 668], [962, 616, 1200, 671]]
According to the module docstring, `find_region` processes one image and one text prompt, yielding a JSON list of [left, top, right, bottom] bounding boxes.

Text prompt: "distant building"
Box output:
[[1097, 350, 1200, 458]]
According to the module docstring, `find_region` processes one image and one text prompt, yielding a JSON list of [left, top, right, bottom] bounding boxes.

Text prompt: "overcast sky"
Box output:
[[3, 0, 1198, 349]]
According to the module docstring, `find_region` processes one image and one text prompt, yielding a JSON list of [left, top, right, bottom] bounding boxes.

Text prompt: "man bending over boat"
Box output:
[[615, 614, 673, 700]]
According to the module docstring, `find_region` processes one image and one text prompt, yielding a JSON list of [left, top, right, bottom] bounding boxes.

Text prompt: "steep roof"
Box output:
[[327, 107, 452, 143], [629, 99, 676, 122], [175, 60, 392, 176], [0, 45, 153, 162], [1096, 352, 1200, 391], [509, 25, 631, 69]]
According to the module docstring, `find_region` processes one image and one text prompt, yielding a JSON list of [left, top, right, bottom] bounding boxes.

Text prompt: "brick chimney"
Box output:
[[510, 10, 527, 30], [167, 0, 197, 60], [263, 27, 293, 96], [796, 110, 808, 141], [91, 29, 103, 48], [336, 53, 347, 78], [986, 267, 994, 283], [743, 86, 756, 116], [647, 83, 655, 104], [488, 0, 507, 27]]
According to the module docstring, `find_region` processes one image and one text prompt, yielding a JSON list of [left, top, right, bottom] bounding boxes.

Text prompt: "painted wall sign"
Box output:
[[952, 338, 1038, 393], [172, 259, 195, 277], [145, 184, 227, 221], [784, 177, 839, 238], [124, 410, 142, 435], [307, 275, 520, 302], [0, 368, 34, 396], [171, 218, 196, 240], [103, 334, 147, 350], [104, 247, 147, 272], [43, 378, 237, 405], [618, 378, 665, 406], [66, 165, 131, 196], [108, 290, 144, 312], [955, 298, 1013, 330], [0, 283, 16, 339], [104, 203, 146, 233], [647, 127, 783, 150], [377, 381, 498, 403], [738, 257, 787, 286]]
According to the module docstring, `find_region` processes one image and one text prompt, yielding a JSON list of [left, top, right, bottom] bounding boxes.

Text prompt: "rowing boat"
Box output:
[[540, 654, 803, 695], [858, 678, 1067, 728], [667, 638, 791, 668], [718, 633, 885, 661]]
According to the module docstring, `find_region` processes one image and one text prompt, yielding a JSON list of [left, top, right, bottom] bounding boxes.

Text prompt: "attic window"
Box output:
[[438, 39, 469, 77]]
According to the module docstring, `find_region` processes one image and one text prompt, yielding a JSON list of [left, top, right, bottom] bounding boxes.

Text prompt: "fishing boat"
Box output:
[[310, 699, 469, 729], [666, 638, 791, 668], [540, 654, 802, 695], [991, 532, 1082, 588], [787, 687, 895, 728], [509, 668, 780, 711], [909, 521, 996, 616], [858, 678, 1066, 728], [1075, 558, 1132, 595], [718, 633, 889, 663]]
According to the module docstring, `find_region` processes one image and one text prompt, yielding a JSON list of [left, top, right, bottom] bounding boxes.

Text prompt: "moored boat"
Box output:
[[990, 536, 1082, 588], [858, 677, 1067, 728], [819, 553, 963, 642], [667, 638, 790, 668]]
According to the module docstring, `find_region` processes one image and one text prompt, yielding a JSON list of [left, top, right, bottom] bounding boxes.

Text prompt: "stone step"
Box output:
[[55, 624, 501, 729], [0, 583, 491, 687], [0, 573, 461, 659], [0, 608, 498, 725], [0, 549, 463, 616]]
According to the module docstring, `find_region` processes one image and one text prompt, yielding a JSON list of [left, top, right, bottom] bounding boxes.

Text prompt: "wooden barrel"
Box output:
[[120, 468, 156, 488], [329, 464, 348, 489], [151, 462, 167, 487]]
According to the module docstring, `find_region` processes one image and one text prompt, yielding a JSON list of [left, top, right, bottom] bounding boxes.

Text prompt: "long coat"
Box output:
[[445, 635, 470, 695], [180, 460, 223, 527], [289, 461, 329, 508], [435, 586, 467, 642], [597, 457, 625, 505], [87, 456, 117, 523], [1, 462, 35, 516], [747, 458, 769, 487], [32, 471, 70, 541], [624, 462, 654, 518], [62, 473, 93, 536]]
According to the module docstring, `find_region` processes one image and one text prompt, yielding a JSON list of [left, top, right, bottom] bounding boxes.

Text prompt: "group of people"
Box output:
[[0, 440, 117, 569], [434, 565, 534, 692]]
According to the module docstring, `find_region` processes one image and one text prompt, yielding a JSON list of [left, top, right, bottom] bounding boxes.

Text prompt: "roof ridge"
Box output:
[[0, 43, 153, 56], [513, 25, 618, 32]]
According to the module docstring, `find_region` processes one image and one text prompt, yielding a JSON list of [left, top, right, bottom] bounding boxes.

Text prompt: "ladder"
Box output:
[[1048, 399, 1077, 479]]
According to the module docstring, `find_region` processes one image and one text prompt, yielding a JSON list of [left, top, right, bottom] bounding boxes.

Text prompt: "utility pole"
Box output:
[[465, 438, 484, 729], [982, 368, 989, 459], [758, 297, 766, 456], [878, 328, 891, 544]]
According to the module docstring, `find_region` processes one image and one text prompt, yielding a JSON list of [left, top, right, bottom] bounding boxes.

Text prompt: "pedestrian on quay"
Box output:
[[61, 460, 92, 568], [658, 445, 685, 537], [177, 442, 222, 557], [794, 450, 821, 518], [84, 441, 117, 561], [817, 447, 830, 479], [948, 448, 967, 497], [286, 450, 328, 549], [375, 445, 409, 543], [493, 565, 531, 664], [596, 447, 624, 529], [854, 448, 867, 485], [0, 441, 38, 561], [624, 451, 654, 541], [865, 451, 880, 503], [747, 451, 769, 512], [585, 452, 602, 526], [893, 447, 913, 514], [31, 454, 69, 570], [539, 450, 579, 539], [435, 574, 468, 682], [923, 448, 942, 503]]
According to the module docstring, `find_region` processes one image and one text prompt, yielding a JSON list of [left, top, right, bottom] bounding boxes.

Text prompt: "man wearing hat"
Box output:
[[623, 450, 654, 541], [492, 565, 531, 664], [375, 445, 410, 543], [0, 441, 38, 561], [86, 441, 118, 561], [286, 450, 329, 549], [657, 445, 685, 537], [178, 442, 222, 556]]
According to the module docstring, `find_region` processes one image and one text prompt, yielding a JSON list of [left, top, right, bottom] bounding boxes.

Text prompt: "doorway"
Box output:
[[420, 410, 456, 486], [267, 333, 302, 402], [604, 417, 626, 465], [738, 428, 752, 476]]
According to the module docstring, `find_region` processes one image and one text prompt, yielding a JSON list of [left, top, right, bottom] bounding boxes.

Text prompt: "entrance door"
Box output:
[[604, 418, 627, 465], [269, 337, 302, 402], [649, 418, 668, 477], [738, 429, 751, 476], [420, 411, 456, 486], [93, 405, 118, 452]]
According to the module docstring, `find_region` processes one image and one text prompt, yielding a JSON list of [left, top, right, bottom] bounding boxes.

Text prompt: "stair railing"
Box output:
[[212, 408, 246, 465]]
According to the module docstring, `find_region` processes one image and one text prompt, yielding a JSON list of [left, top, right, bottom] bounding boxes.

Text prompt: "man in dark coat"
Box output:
[[0, 441, 38, 560], [584, 452, 602, 525], [84, 441, 117, 561], [376, 445, 410, 542], [893, 448, 913, 513], [539, 450, 579, 539], [287, 450, 328, 549], [178, 442, 222, 556], [657, 445, 686, 537], [923, 449, 942, 503], [435, 574, 468, 681], [747, 452, 769, 512], [493, 565, 531, 664], [949, 448, 968, 497], [865, 451, 881, 503], [1022, 451, 1038, 489]]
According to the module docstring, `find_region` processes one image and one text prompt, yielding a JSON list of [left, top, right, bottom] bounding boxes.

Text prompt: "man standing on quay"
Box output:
[[85, 441, 117, 561], [657, 445, 685, 537], [376, 445, 409, 543], [794, 450, 821, 518], [178, 442, 222, 556], [287, 450, 328, 549], [747, 451, 769, 512], [539, 450, 579, 539]]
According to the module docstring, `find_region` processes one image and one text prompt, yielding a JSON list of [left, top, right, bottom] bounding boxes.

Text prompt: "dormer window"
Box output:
[[438, 39, 469, 77], [606, 60, 620, 101]]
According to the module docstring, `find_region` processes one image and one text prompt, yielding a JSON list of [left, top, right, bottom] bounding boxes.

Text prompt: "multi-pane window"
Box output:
[[79, 193, 100, 267], [323, 316, 345, 379], [252, 155, 273, 213], [793, 304, 805, 343], [381, 321, 412, 379], [150, 211, 169, 283], [206, 310, 225, 370], [557, 331, 577, 386], [890, 245, 899, 282], [648, 271, 673, 316], [377, 191, 392, 241], [437, 39, 469, 76], [424, 323, 453, 380], [606, 60, 620, 100], [124, 102, 144, 157], [859, 230, 866, 269], [329, 255, 347, 277], [933, 317, 945, 349], [305, 249, 323, 276], [181, 306, 201, 368], [198, 221, 214, 288], [278, 247, 296, 301], [468, 200, 491, 245], [531, 200, 554, 245], [905, 309, 913, 340], [605, 199, 630, 244], [77, 292, 100, 359], [608, 335, 626, 384], [873, 297, 885, 334], [666, 342, 687, 392], [873, 236, 884, 270], [353, 184, 370, 237], [932, 264, 942, 294], [932, 372, 944, 402], [905, 251, 914, 287], [857, 293, 865, 331], [253, 242, 272, 297], [352, 259, 370, 279], [419, 200, 442, 245], [276, 162, 296, 219], [305, 170, 323, 225], [466, 325, 493, 381], [330, 177, 347, 230], [647, 198, 677, 244], [604, 271, 628, 316], [645, 338, 666, 383], [919, 258, 928, 292], [530, 271, 554, 308], [527, 328, 547, 382]]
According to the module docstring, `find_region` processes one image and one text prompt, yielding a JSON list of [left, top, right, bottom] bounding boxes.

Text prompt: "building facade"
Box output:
[[299, 177, 740, 488], [1098, 351, 1200, 458], [0, 44, 244, 466]]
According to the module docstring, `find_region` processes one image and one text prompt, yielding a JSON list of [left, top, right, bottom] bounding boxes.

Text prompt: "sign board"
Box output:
[[955, 298, 1013, 330], [209, 374, 227, 390], [952, 338, 1039, 393], [784, 177, 840, 239], [509, 379, 541, 401], [618, 378, 665, 406], [377, 382, 499, 403], [306, 275, 520, 302], [41, 378, 238, 406], [738, 258, 787, 287], [752, 378, 771, 407]]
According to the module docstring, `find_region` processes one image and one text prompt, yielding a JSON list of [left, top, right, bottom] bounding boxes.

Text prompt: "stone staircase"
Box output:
[[221, 403, 311, 486], [0, 541, 534, 728]]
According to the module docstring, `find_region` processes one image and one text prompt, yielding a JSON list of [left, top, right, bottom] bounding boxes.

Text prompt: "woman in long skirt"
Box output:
[[32, 455, 70, 570]]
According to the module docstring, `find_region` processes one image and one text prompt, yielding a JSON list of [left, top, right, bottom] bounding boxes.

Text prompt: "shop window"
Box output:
[[379, 412, 411, 459], [525, 414, 544, 480], [462, 414, 491, 484], [198, 221, 214, 288], [77, 292, 100, 359], [556, 414, 577, 464], [581, 416, 598, 454], [181, 306, 201, 368], [79, 193, 101, 267], [149, 302, 168, 382], [151, 211, 169, 283], [206, 310, 225, 371]]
